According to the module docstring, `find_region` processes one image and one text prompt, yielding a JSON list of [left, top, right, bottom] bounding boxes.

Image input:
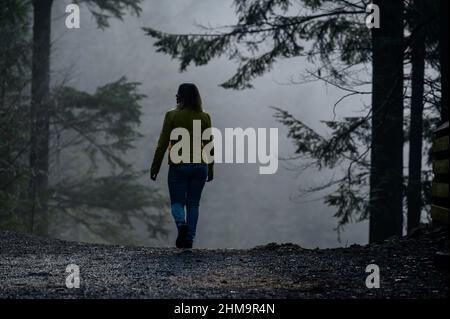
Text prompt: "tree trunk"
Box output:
[[439, 0, 449, 122], [407, 0, 426, 234], [29, 0, 53, 235], [369, 0, 404, 243]]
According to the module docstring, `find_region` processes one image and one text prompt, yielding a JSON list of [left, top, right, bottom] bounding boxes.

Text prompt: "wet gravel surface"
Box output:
[[0, 230, 448, 298]]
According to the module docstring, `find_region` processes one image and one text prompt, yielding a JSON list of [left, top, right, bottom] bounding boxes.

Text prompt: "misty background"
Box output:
[[49, 0, 369, 249]]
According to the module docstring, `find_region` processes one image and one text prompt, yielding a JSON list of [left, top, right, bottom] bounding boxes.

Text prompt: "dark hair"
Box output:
[[177, 83, 203, 111]]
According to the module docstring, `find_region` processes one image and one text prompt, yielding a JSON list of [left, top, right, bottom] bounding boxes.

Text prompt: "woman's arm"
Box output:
[[150, 112, 172, 178]]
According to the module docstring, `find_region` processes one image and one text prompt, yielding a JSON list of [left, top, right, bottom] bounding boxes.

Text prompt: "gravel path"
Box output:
[[0, 230, 448, 298]]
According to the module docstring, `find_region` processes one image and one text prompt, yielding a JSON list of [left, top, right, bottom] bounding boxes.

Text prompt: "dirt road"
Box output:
[[0, 230, 447, 298]]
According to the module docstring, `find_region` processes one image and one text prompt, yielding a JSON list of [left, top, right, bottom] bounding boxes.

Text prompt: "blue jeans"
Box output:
[[168, 163, 207, 242]]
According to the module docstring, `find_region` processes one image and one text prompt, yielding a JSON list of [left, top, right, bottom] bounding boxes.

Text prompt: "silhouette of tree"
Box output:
[[29, 0, 142, 235], [0, 0, 31, 231], [1, 0, 168, 244]]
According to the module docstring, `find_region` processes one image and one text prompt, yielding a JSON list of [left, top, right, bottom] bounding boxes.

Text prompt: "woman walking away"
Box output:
[[150, 83, 214, 251]]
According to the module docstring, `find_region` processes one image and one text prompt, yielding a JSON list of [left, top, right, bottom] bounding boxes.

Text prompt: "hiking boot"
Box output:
[[176, 224, 188, 249], [182, 241, 193, 253]]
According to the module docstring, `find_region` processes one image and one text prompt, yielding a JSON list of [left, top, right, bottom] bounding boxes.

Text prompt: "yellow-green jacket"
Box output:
[[150, 108, 214, 177]]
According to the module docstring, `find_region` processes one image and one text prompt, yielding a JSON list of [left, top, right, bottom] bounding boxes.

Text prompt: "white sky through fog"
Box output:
[[50, 0, 370, 248]]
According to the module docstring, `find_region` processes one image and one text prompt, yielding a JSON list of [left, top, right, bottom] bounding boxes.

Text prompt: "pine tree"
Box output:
[[29, 0, 142, 236], [1, 0, 168, 244], [0, 0, 32, 231], [48, 78, 169, 244], [439, 0, 449, 122], [369, 0, 404, 242], [407, 0, 427, 234]]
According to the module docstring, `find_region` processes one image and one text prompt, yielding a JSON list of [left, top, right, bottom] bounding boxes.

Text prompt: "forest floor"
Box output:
[[0, 229, 448, 299]]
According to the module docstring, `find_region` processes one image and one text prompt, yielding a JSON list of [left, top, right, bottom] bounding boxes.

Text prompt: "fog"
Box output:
[[50, 0, 369, 249]]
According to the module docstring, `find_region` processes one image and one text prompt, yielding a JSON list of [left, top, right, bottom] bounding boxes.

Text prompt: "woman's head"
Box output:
[[176, 83, 202, 111]]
